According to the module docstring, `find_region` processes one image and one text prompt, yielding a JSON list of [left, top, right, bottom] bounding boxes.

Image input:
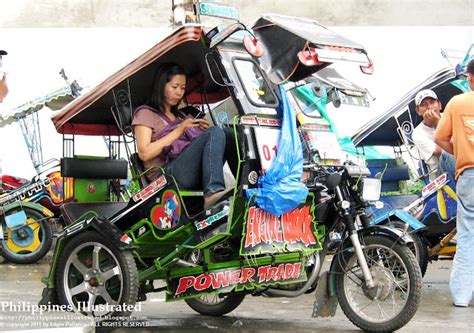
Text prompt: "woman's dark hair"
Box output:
[[148, 62, 186, 114]]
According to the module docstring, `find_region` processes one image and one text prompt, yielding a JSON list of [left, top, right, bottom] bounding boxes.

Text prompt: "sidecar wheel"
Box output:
[[334, 235, 422, 332], [185, 292, 245, 316], [56, 230, 139, 318], [1, 208, 53, 264]]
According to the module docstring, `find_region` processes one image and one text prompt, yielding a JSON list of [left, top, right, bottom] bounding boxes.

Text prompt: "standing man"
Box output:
[[412, 89, 456, 181], [0, 50, 8, 103], [435, 58, 474, 308]]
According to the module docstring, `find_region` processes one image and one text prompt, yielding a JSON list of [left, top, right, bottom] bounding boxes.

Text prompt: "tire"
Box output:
[[388, 220, 429, 277], [334, 235, 422, 332], [185, 292, 246, 316], [184, 249, 245, 316], [1, 208, 53, 264], [56, 230, 139, 318]]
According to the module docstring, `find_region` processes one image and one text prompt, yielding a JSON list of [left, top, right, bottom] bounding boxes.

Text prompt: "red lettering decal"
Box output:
[[276, 263, 284, 281], [245, 207, 257, 247], [240, 267, 256, 284], [282, 210, 297, 243], [292, 263, 302, 279], [257, 266, 269, 283], [175, 276, 196, 295], [284, 263, 294, 279], [230, 270, 242, 285], [269, 214, 282, 243], [194, 274, 211, 291], [266, 266, 278, 282], [210, 271, 231, 290], [300, 206, 316, 245]]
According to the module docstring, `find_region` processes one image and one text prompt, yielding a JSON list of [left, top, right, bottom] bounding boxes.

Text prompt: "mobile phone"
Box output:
[[194, 110, 205, 119]]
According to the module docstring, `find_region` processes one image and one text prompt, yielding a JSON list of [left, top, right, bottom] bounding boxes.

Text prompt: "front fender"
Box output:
[[2, 201, 54, 218], [370, 209, 426, 231]]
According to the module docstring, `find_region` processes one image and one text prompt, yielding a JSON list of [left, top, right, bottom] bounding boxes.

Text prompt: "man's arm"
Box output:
[[434, 138, 453, 154], [0, 74, 8, 103], [434, 101, 454, 154]]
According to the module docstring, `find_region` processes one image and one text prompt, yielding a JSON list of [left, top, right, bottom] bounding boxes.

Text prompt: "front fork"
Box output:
[[335, 185, 375, 288]]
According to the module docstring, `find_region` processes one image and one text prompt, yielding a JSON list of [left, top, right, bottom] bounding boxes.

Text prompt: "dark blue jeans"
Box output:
[[438, 150, 456, 182], [165, 126, 226, 196]]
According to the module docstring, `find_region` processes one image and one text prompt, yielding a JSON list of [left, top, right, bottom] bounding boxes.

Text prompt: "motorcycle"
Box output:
[[39, 12, 422, 332]]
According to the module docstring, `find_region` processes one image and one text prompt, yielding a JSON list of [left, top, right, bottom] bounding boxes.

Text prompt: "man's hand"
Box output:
[[0, 73, 8, 103], [424, 108, 440, 127]]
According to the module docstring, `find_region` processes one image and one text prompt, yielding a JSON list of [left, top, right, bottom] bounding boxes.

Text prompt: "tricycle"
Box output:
[[39, 11, 422, 332], [352, 48, 473, 275]]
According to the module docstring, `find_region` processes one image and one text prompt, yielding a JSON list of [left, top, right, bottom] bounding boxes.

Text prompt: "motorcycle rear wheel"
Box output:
[[334, 235, 422, 332], [1, 208, 53, 264], [185, 292, 246, 316]]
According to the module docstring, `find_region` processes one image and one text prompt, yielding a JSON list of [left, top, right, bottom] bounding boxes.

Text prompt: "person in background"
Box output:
[[133, 63, 230, 210], [435, 58, 474, 308], [0, 50, 8, 103], [412, 89, 456, 181]]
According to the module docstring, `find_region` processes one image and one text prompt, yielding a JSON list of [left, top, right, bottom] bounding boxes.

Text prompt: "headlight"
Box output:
[[361, 178, 381, 201]]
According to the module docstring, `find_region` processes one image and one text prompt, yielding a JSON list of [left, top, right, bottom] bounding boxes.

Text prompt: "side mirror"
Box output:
[[311, 80, 325, 98], [331, 89, 341, 108]]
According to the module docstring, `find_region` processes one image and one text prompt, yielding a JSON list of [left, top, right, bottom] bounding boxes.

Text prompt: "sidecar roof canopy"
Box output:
[[52, 24, 230, 136], [52, 15, 372, 136], [252, 14, 371, 84], [352, 67, 468, 147]]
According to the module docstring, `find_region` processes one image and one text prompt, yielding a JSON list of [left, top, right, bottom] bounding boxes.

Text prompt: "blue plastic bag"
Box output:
[[246, 85, 308, 215]]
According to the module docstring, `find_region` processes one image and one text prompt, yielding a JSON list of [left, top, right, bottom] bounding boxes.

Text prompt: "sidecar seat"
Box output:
[[60, 157, 129, 225]]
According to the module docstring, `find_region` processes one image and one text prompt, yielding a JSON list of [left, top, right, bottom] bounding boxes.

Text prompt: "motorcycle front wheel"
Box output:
[[334, 235, 422, 332]]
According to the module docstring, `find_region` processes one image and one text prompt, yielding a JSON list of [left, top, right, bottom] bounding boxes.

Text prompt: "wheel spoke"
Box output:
[[70, 283, 87, 296], [102, 266, 120, 282], [71, 255, 89, 277], [92, 245, 101, 270], [98, 286, 117, 305]]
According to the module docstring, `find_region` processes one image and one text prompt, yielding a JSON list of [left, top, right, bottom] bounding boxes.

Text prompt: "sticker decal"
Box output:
[[133, 175, 167, 202], [241, 199, 321, 255], [195, 206, 230, 231], [167, 262, 306, 300], [150, 190, 181, 229]]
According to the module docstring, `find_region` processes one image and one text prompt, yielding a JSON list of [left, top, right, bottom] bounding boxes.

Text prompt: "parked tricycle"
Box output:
[[39, 11, 422, 332], [352, 50, 473, 275]]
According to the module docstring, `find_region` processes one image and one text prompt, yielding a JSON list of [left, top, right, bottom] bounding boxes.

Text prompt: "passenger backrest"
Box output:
[[367, 159, 410, 192], [61, 157, 128, 202]]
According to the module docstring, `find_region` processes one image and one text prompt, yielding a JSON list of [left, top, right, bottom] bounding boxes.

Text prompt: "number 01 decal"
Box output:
[[254, 128, 280, 171]]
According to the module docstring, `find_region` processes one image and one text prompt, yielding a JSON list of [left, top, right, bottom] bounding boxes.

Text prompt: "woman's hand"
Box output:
[[180, 118, 201, 129], [196, 118, 210, 131]]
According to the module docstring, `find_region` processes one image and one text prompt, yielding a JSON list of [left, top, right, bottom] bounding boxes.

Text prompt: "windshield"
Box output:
[[232, 58, 278, 113]]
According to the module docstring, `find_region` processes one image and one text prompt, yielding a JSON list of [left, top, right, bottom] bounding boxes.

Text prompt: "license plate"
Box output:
[[5, 210, 28, 228]]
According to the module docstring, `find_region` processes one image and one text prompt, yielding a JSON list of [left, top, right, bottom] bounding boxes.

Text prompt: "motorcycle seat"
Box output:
[[61, 201, 128, 225]]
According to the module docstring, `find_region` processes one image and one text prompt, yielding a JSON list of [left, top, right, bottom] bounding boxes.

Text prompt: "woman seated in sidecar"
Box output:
[[133, 63, 235, 209]]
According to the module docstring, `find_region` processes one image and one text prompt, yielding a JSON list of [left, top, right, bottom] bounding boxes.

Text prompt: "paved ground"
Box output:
[[0, 253, 472, 332]]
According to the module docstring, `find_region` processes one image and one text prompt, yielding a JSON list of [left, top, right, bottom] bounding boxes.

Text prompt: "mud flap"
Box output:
[[312, 271, 338, 317], [38, 287, 58, 306]]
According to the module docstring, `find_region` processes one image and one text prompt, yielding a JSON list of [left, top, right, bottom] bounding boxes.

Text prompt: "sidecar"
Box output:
[[352, 47, 472, 274], [39, 13, 373, 322]]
